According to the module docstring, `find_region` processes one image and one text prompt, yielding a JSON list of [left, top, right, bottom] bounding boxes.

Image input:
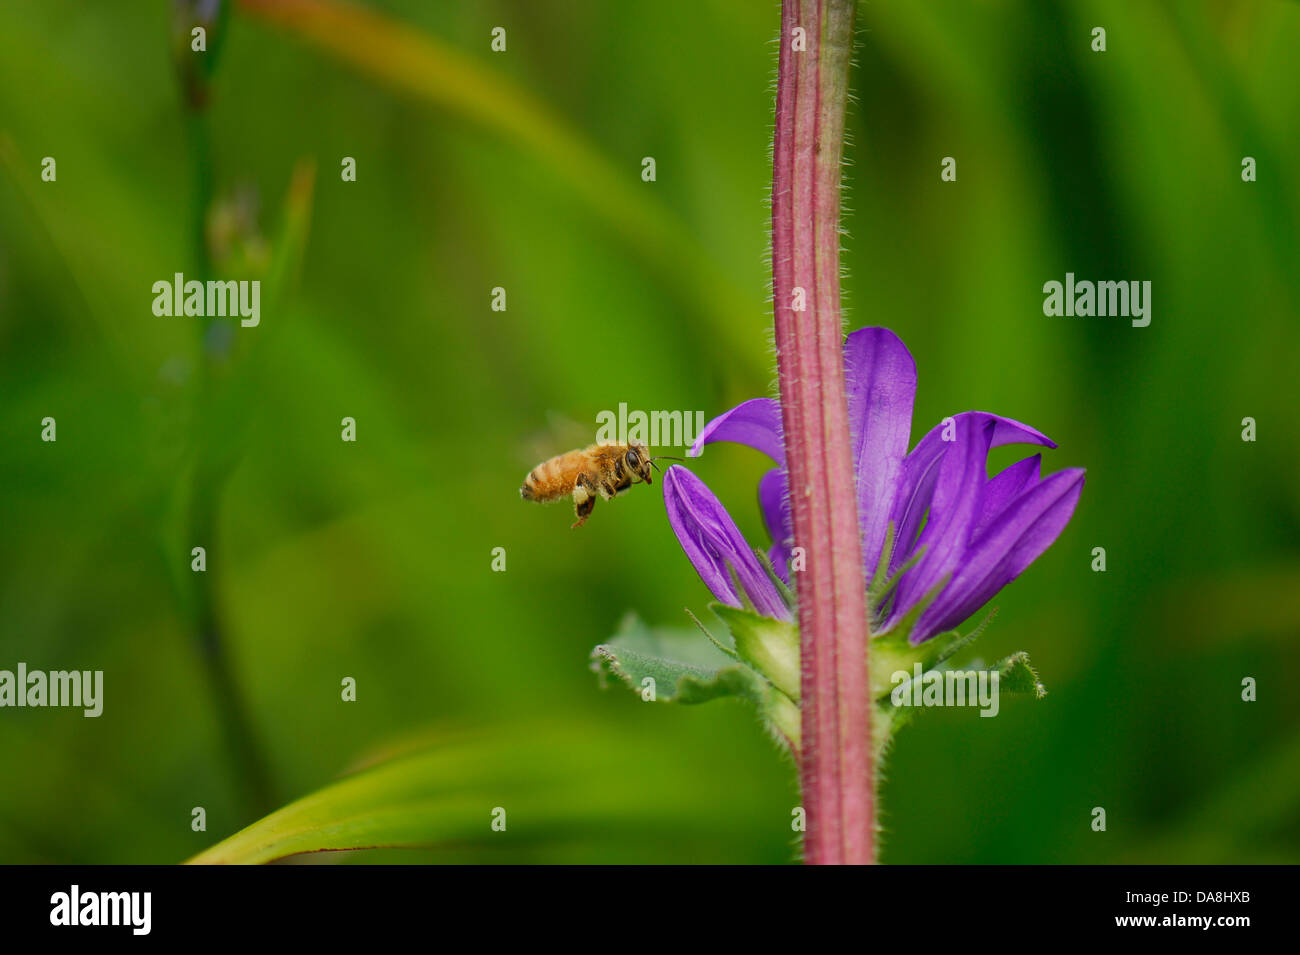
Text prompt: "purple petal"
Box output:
[[843, 328, 917, 576], [758, 468, 793, 583], [973, 454, 1042, 537], [662, 466, 791, 620], [885, 414, 997, 628], [911, 468, 1085, 643], [687, 397, 785, 467], [887, 411, 1058, 579]]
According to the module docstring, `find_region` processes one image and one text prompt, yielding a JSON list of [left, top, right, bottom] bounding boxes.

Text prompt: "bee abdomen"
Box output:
[[521, 461, 560, 502]]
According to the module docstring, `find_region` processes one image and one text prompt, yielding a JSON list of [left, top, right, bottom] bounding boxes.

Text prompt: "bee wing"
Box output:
[[518, 411, 599, 468]]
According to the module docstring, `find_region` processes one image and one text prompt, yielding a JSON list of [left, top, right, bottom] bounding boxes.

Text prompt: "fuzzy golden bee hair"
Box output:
[[521, 441, 674, 527]]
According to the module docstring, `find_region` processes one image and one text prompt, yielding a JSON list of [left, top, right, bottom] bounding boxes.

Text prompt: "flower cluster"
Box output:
[[664, 326, 1085, 645]]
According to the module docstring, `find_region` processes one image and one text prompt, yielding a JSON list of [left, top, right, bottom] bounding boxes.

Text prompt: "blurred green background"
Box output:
[[1, 0, 1298, 864]]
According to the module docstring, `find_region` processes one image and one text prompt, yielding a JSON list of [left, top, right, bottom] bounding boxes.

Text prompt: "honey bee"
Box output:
[[520, 442, 678, 528]]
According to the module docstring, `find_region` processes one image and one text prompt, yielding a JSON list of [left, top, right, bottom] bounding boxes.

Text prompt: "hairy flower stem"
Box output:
[[772, 0, 872, 864]]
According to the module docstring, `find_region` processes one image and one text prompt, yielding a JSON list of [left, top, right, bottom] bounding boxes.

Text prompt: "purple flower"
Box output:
[[665, 326, 1085, 645], [662, 467, 792, 622]]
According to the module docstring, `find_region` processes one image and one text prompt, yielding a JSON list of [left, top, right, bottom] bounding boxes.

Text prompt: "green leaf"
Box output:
[[591, 613, 801, 752], [591, 613, 769, 706], [187, 723, 777, 865]]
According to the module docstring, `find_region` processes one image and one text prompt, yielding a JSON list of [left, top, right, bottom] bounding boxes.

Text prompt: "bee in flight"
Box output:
[[520, 442, 680, 528]]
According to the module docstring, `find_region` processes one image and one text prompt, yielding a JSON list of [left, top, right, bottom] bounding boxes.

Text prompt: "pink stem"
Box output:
[[772, 0, 873, 865]]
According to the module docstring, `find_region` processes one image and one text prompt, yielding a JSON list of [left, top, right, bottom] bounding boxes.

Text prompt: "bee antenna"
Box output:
[[651, 455, 684, 463]]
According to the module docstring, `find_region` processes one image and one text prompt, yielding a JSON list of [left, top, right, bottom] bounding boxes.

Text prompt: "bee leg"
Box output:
[[572, 494, 595, 528], [572, 474, 598, 528]]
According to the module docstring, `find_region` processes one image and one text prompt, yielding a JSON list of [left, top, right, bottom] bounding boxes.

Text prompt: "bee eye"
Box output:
[[625, 449, 641, 469]]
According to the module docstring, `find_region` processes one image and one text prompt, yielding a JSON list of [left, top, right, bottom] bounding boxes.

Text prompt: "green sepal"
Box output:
[[868, 603, 997, 700], [754, 548, 796, 614], [930, 609, 998, 668], [866, 522, 928, 617], [990, 651, 1047, 699], [866, 522, 897, 610], [683, 606, 740, 660], [869, 607, 1047, 724], [709, 603, 800, 703], [868, 571, 950, 674]]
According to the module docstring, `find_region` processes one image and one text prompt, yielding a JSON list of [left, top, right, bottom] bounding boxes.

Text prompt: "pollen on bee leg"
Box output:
[[572, 486, 596, 528]]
